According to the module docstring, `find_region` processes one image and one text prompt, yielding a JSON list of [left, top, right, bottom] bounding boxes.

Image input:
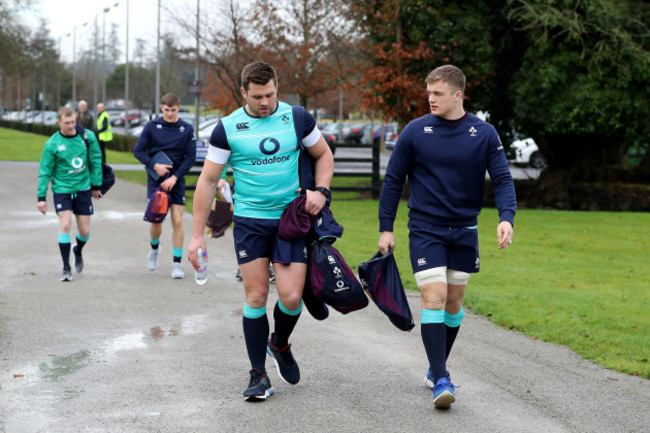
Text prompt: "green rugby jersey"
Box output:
[[209, 101, 318, 219], [37, 130, 103, 200]]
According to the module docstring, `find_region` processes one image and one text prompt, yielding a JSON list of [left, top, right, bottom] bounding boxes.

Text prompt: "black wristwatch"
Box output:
[[314, 186, 331, 199]]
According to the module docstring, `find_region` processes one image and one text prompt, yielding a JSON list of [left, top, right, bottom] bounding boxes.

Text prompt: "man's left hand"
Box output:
[[161, 175, 178, 192], [497, 221, 514, 249]]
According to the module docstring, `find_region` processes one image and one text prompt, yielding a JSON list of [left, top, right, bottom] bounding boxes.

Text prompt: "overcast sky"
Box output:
[[21, 0, 197, 63]]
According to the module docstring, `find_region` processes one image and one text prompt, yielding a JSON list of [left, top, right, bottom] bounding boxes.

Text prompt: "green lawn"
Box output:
[[3, 126, 649, 379], [329, 201, 650, 379], [0, 127, 139, 164]]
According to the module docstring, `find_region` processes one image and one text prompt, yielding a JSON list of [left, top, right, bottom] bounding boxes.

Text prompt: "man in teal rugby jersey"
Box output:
[[188, 62, 334, 401]]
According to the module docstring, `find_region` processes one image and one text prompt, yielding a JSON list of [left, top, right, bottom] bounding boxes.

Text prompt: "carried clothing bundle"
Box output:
[[205, 184, 234, 238], [143, 175, 171, 223], [279, 192, 368, 317], [359, 249, 415, 331]]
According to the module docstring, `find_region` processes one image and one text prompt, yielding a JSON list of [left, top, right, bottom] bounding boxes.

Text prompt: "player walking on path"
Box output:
[[37, 107, 104, 281], [134, 93, 196, 279], [188, 62, 334, 401], [377, 65, 517, 408]]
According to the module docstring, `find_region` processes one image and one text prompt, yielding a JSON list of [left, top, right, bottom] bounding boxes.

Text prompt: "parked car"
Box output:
[[128, 125, 145, 137], [105, 106, 125, 125], [119, 109, 151, 127], [384, 132, 399, 150], [372, 123, 398, 146], [509, 137, 545, 168], [197, 117, 220, 141], [320, 123, 345, 154], [177, 112, 205, 127], [343, 122, 371, 144], [25, 110, 58, 125]]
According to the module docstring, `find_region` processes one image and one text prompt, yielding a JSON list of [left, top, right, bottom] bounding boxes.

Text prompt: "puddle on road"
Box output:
[[94, 210, 143, 220], [150, 325, 179, 340], [11, 315, 212, 386], [149, 314, 209, 341], [39, 350, 91, 381], [3, 314, 214, 431]]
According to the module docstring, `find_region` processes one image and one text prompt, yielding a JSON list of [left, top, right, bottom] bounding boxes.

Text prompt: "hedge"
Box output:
[[0, 119, 138, 152]]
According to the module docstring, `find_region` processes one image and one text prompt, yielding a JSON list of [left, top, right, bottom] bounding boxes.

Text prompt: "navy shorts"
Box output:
[[53, 190, 94, 215], [147, 176, 186, 206], [233, 216, 308, 265], [408, 219, 480, 274]]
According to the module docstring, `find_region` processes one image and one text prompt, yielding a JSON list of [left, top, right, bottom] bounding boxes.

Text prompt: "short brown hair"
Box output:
[[241, 62, 277, 91], [58, 107, 75, 119], [161, 93, 180, 106], [425, 65, 466, 93]]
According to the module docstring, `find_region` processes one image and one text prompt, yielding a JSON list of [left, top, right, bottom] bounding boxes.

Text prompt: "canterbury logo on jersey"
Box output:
[[236, 122, 250, 131]]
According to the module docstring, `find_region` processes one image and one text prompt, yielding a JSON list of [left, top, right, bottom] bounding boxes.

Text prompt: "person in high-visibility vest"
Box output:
[[96, 103, 113, 164]]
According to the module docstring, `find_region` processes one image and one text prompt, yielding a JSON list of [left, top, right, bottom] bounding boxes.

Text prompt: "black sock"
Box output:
[[421, 322, 448, 382], [75, 236, 87, 252], [272, 302, 301, 348], [445, 325, 460, 360], [243, 315, 269, 373], [59, 242, 71, 270]]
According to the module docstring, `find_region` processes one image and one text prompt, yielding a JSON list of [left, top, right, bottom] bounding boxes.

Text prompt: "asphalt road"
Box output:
[[1, 161, 648, 433]]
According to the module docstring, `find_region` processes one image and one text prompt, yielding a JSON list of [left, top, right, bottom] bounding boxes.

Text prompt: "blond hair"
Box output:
[[425, 65, 466, 93]]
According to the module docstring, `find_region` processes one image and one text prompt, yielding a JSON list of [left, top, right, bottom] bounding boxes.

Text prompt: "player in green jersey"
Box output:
[[37, 107, 103, 281]]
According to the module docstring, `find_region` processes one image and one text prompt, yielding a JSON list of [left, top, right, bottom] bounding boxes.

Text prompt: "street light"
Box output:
[[72, 21, 88, 105], [124, 0, 130, 134], [155, 0, 161, 118], [102, 2, 120, 103], [56, 33, 71, 108]]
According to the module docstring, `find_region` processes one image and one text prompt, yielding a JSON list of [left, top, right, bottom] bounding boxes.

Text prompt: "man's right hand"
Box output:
[[378, 231, 395, 256], [187, 236, 207, 271], [37, 201, 47, 215]]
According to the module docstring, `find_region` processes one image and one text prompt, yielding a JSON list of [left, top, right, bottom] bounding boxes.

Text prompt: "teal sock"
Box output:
[[173, 247, 183, 263]]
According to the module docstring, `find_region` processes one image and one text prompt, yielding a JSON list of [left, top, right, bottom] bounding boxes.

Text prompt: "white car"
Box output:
[[509, 137, 545, 168], [197, 118, 220, 141]]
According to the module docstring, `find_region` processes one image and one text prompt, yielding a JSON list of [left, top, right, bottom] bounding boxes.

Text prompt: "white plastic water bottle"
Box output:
[[194, 248, 208, 285]]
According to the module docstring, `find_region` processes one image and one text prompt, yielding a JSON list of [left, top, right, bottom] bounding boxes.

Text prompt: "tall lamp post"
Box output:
[[56, 34, 71, 108], [155, 0, 161, 118], [194, 0, 200, 132], [72, 21, 88, 105], [102, 2, 119, 103], [124, 0, 130, 134]]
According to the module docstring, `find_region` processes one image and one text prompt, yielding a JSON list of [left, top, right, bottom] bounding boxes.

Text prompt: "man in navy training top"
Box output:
[[377, 65, 516, 409], [134, 93, 197, 279], [187, 62, 334, 401]]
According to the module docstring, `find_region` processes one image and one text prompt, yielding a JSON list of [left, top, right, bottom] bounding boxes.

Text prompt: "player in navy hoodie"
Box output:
[[378, 65, 516, 408], [134, 93, 196, 279]]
